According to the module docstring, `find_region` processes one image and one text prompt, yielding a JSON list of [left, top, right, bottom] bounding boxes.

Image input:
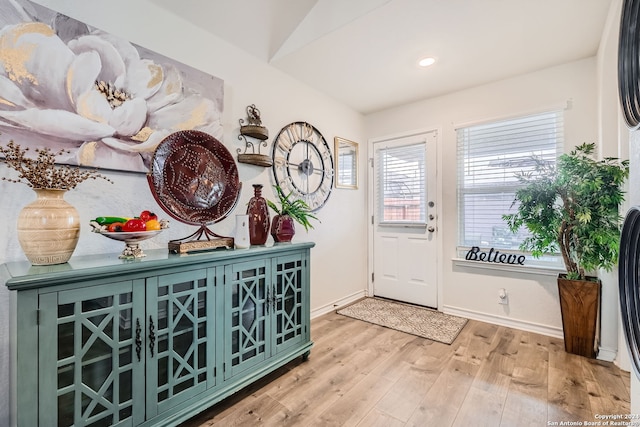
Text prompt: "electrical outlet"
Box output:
[[498, 288, 508, 305]]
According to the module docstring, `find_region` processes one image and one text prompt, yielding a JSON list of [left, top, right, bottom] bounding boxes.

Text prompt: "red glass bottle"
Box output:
[[247, 184, 270, 245]]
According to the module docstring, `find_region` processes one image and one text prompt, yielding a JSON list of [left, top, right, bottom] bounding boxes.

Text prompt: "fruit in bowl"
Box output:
[[145, 219, 161, 231], [89, 210, 170, 259], [90, 211, 169, 233], [122, 218, 147, 232], [139, 210, 157, 222]]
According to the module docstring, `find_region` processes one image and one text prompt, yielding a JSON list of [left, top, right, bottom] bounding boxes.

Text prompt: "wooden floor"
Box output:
[[181, 311, 631, 427]]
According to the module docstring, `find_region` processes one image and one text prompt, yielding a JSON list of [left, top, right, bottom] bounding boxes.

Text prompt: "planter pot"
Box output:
[[247, 184, 269, 245], [271, 214, 295, 243], [557, 275, 601, 358], [17, 188, 80, 265]]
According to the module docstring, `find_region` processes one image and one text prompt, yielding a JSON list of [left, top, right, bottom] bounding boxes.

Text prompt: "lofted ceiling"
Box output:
[[150, 0, 615, 115]]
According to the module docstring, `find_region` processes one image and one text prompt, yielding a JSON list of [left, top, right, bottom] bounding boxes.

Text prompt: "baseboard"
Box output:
[[597, 346, 617, 362], [442, 305, 564, 339], [311, 290, 367, 319]]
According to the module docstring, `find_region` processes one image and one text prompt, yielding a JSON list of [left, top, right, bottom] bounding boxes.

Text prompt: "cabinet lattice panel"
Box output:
[[274, 258, 304, 347], [152, 270, 211, 414], [227, 262, 268, 376], [52, 281, 138, 427]]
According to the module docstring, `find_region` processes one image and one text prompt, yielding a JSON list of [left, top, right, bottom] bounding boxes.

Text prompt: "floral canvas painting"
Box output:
[[0, 0, 223, 173]]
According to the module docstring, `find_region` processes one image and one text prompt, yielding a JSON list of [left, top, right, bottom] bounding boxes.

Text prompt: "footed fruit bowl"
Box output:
[[92, 229, 162, 259], [90, 215, 169, 259]]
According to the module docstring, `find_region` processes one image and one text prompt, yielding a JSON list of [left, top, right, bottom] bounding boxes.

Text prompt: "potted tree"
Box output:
[[503, 143, 629, 358], [267, 185, 318, 242]]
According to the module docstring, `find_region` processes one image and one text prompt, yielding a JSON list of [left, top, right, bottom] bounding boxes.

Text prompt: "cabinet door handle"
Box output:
[[135, 318, 142, 362], [265, 288, 270, 314], [148, 315, 156, 357]]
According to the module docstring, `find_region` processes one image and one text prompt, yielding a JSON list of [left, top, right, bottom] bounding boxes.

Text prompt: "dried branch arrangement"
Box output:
[[0, 141, 113, 189]]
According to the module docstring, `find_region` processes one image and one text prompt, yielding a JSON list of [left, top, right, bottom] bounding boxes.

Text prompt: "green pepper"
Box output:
[[94, 216, 129, 225]]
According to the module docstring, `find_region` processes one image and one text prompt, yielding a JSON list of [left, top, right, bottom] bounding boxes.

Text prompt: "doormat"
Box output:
[[337, 297, 468, 344]]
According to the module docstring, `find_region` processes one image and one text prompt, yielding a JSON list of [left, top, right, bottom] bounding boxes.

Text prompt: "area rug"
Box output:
[[337, 297, 468, 344]]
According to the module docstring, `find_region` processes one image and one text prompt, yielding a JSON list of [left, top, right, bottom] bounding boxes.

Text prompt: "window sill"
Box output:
[[451, 257, 564, 276]]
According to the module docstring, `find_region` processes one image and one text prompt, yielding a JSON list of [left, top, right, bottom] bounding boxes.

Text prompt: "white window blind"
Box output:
[[377, 142, 426, 225], [457, 110, 563, 250]]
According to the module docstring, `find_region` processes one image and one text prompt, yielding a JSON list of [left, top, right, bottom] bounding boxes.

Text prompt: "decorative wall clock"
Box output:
[[271, 121, 334, 211]]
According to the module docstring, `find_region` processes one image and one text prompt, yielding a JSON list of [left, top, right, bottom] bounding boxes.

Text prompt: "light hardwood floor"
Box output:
[[181, 311, 631, 427]]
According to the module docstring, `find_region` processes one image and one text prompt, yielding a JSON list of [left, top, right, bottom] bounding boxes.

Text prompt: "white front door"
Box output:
[[372, 131, 438, 308]]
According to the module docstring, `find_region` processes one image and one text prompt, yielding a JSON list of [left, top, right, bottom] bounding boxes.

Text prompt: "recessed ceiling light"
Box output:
[[418, 57, 436, 67]]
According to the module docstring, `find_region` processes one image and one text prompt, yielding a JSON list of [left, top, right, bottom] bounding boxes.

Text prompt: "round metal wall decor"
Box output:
[[147, 130, 241, 225], [618, 0, 640, 129], [618, 206, 640, 379]]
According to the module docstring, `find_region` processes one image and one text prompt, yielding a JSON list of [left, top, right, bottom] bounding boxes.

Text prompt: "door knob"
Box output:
[[428, 226, 435, 232]]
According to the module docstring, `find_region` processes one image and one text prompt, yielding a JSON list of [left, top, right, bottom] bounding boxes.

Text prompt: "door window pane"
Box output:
[[376, 142, 426, 224]]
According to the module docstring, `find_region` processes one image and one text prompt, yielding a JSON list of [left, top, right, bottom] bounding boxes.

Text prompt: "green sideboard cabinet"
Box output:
[[2, 242, 314, 427]]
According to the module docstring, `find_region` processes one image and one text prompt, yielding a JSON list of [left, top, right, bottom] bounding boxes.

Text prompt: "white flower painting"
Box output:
[[0, 0, 223, 173]]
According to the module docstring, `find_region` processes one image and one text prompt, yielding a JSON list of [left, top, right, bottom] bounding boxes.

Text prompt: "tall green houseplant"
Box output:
[[503, 142, 628, 358], [503, 143, 629, 280]]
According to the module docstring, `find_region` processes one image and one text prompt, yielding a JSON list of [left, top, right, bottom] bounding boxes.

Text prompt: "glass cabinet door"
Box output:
[[272, 254, 307, 354], [145, 268, 215, 418], [38, 280, 146, 427], [224, 260, 270, 378]]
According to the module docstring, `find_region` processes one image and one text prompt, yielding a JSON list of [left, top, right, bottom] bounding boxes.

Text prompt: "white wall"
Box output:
[[0, 1, 369, 424], [597, 0, 632, 368], [365, 58, 600, 338]]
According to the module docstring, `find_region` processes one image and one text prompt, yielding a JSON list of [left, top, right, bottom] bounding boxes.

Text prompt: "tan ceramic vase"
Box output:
[[17, 188, 80, 265]]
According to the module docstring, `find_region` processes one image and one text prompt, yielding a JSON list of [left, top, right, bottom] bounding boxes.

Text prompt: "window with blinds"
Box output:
[[377, 142, 426, 225], [456, 110, 563, 251]]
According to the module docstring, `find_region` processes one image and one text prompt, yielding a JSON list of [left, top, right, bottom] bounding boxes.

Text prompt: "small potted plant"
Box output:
[[266, 185, 318, 242], [503, 142, 629, 358]]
